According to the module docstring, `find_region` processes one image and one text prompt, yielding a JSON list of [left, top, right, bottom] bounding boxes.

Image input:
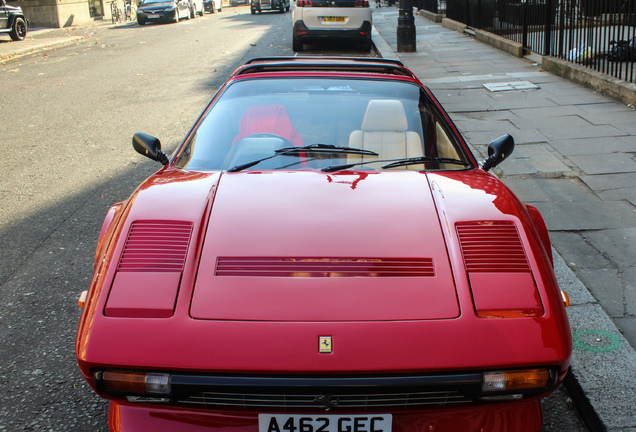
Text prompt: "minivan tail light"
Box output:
[[298, 0, 312, 5], [354, 0, 369, 5]]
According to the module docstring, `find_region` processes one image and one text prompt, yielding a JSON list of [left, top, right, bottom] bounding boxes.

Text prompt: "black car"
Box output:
[[136, 0, 191, 25], [0, 0, 28, 41], [250, 0, 289, 13]]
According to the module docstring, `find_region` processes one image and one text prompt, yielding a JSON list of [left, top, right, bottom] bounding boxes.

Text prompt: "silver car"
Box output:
[[292, 0, 372, 52]]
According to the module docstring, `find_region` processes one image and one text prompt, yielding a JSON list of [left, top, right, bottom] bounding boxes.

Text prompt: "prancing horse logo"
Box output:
[[319, 336, 332, 353]]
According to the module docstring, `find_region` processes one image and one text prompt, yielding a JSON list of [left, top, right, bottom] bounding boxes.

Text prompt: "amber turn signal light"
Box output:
[[482, 369, 550, 392], [78, 291, 88, 308], [561, 291, 570, 307], [100, 370, 171, 395]]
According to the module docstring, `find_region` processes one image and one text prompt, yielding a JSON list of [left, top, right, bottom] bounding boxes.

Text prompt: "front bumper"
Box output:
[[293, 20, 372, 43], [108, 398, 544, 432], [137, 8, 178, 21]]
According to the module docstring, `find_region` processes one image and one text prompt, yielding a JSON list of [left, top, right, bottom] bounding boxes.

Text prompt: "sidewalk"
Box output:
[[0, 19, 131, 63], [371, 7, 636, 431]]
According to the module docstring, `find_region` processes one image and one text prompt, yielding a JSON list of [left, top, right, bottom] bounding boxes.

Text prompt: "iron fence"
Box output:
[[444, 0, 636, 83]]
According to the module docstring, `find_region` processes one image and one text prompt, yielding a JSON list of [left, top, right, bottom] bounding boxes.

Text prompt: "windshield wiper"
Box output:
[[321, 156, 469, 172], [382, 156, 469, 169], [227, 144, 378, 172]]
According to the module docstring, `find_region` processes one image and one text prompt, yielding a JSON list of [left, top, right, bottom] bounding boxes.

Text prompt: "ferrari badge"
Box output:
[[319, 336, 332, 353]]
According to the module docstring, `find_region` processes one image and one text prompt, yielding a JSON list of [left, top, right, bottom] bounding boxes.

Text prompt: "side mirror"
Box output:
[[481, 134, 514, 172], [132, 132, 169, 165]]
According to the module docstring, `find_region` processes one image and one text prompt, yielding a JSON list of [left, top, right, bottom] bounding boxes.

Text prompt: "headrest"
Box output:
[[361, 99, 409, 132]]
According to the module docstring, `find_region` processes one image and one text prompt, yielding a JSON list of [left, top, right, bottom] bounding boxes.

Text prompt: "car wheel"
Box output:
[[292, 38, 303, 52], [137, 18, 146, 25], [250, 5, 255, 13], [279, 1, 284, 12], [9, 17, 27, 41]]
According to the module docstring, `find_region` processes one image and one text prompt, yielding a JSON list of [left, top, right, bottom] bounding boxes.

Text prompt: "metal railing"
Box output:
[[444, 0, 636, 83]]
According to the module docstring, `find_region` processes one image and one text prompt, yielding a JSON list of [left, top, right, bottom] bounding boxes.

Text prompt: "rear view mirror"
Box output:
[[133, 132, 169, 165], [481, 134, 514, 172]]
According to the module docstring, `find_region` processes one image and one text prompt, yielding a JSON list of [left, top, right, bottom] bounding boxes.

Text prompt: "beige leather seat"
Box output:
[[349, 100, 423, 166]]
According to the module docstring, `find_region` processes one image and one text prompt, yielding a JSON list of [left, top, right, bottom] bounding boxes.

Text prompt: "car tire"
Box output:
[[250, 5, 255, 13], [292, 38, 303, 52], [279, 1, 284, 12], [9, 17, 27, 41], [137, 18, 146, 25]]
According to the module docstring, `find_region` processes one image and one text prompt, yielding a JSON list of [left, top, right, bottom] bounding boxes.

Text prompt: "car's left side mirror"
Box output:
[[133, 132, 169, 165], [481, 134, 514, 172]]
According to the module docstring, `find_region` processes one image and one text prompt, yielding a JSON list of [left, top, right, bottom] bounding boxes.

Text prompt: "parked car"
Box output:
[[250, 0, 289, 14], [203, 0, 222, 13], [136, 0, 191, 25], [0, 0, 28, 41], [189, 0, 205, 16], [292, 0, 372, 51], [75, 57, 572, 432]]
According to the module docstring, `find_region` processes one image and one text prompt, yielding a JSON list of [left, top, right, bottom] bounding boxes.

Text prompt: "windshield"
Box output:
[[174, 78, 472, 172], [140, 0, 172, 4]]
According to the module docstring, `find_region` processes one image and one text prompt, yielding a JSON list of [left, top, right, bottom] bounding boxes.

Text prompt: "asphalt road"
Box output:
[[0, 7, 586, 431]]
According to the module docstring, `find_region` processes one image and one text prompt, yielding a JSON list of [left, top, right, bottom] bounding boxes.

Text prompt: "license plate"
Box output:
[[259, 414, 392, 432], [148, 14, 160, 18], [321, 16, 346, 22]]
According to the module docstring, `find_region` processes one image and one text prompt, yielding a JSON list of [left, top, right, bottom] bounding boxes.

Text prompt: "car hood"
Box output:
[[78, 168, 570, 374], [191, 170, 459, 321]]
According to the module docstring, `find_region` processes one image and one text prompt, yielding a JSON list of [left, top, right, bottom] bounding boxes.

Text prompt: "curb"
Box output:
[[0, 36, 83, 62]]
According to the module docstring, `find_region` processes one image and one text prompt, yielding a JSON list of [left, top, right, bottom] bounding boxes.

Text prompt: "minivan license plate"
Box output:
[[321, 16, 346, 22], [259, 414, 392, 432]]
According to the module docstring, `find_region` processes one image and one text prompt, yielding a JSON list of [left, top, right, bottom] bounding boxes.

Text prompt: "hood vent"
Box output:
[[117, 221, 193, 272], [215, 257, 435, 277], [456, 222, 530, 273]]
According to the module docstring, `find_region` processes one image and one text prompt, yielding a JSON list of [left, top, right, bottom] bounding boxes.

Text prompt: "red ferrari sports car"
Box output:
[[76, 57, 572, 432]]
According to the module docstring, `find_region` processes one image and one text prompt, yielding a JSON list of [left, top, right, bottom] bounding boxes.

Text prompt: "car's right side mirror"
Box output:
[[481, 134, 514, 172]]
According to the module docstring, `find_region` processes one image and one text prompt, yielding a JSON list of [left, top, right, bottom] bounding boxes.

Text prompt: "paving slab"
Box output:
[[549, 231, 616, 270], [549, 137, 635, 156], [568, 152, 636, 175], [498, 143, 573, 176], [581, 172, 636, 191], [502, 177, 599, 203], [585, 228, 636, 269], [532, 201, 636, 230], [576, 267, 626, 317]]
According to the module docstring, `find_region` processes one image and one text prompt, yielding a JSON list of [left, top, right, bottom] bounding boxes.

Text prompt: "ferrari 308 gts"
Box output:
[[75, 57, 572, 432]]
